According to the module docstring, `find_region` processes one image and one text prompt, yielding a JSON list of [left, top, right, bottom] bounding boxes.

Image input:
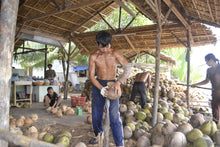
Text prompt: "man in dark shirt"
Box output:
[[44, 87, 62, 108]]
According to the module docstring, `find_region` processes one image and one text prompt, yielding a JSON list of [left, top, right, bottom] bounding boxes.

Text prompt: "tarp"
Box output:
[[73, 65, 89, 71]]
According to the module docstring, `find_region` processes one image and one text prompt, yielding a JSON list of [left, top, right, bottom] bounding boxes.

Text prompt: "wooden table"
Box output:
[[12, 81, 32, 107]]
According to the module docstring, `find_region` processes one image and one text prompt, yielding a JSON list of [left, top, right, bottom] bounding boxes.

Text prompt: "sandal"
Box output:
[[89, 138, 98, 144]]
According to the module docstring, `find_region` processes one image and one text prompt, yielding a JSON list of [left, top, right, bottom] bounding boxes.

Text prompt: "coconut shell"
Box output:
[[30, 114, 38, 121], [24, 118, 33, 127], [87, 116, 92, 124]]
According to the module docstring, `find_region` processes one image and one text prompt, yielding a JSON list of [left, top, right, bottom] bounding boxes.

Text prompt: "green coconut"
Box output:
[[200, 121, 217, 137], [43, 133, 54, 143], [56, 136, 70, 147], [127, 101, 135, 106], [187, 128, 203, 143], [158, 107, 168, 114], [59, 131, 72, 139], [128, 123, 135, 131], [193, 136, 214, 147], [143, 108, 151, 114], [135, 111, 146, 121], [164, 112, 173, 121]]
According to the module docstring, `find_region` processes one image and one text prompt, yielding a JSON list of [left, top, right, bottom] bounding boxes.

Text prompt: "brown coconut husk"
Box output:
[[64, 109, 74, 115], [24, 118, 33, 127], [16, 118, 24, 127], [30, 114, 38, 122], [87, 115, 92, 124], [56, 111, 63, 118]]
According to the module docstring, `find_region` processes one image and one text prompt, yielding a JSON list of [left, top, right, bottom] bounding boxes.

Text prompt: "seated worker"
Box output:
[[44, 87, 62, 108], [130, 71, 151, 108], [45, 64, 56, 83]]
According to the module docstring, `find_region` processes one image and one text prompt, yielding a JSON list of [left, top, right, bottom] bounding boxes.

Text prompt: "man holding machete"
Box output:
[[89, 30, 132, 146], [191, 53, 220, 124]]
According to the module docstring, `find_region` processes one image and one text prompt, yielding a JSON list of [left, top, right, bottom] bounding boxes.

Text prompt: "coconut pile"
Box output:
[[46, 105, 75, 118]]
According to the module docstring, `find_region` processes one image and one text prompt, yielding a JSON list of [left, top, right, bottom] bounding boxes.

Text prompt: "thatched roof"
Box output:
[[13, 0, 218, 62]]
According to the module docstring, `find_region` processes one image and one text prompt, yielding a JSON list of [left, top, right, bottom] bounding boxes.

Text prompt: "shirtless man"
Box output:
[[89, 31, 131, 147], [130, 71, 151, 108]]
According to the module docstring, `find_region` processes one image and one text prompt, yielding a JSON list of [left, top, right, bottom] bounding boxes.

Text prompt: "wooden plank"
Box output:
[[129, 0, 157, 22], [152, 0, 162, 127], [24, 0, 109, 22], [162, 0, 194, 44], [119, 7, 122, 29], [0, 0, 19, 146], [114, 0, 136, 17], [207, 0, 215, 22]]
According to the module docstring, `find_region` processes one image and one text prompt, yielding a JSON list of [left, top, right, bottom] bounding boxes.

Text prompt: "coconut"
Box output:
[[64, 109, 75, 115], [187, 128, 203, 143], [30, 114, 38, 121], [125, 110, 134, 118], [173, 113, 185, 124], [134, 129, 145, 140], [151, 122, 164, 134], [119, 104, 127, 113], [214, 130, 220, 145], [137, 135, 151, 147], [10, 127, 23, 135], [87, 116, 92, 124], [59, 131, 72, 139], [159, 100, 169, 109], [162, 120, 177, 135], [167, 90, 175, 99], [127, 123, 135, 131], [56, 135, 70, 147], [151, 134, 165, 146], [61, 105, 67, 112], [46, 107, 52, 113], [9, 118, 16, 129], [9, 115, 14, 119], [168, 132, 187, 147], [157, 112, 164, 122], [75, 142, 87, 147], [168, 108, 175, 114], [164, 112, 173, 121], [24, 117, 33, 127], [190, 113, 205, 128], [158, 107, 168, 114], [43, 133, 54, 143], [16, 118, 24, 127], [128, 103, 136, 112], [51, 107, 58, 114], [38, 131, 47, 140], [200, 121, 217, 137], [135, 111, 147, 121], [19, 116, 25, 120], [193, 136, 214, 147], [28, 126, 38, 133], [177, 123, 193, 135], [56, 111, 63, 118], [124, 126, 133, 139]]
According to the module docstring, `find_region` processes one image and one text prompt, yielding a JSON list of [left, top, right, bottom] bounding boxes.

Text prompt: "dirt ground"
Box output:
[[9, 96, 135, 147]]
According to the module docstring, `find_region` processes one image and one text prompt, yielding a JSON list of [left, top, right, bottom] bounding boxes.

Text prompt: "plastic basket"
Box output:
[[71, 96, 86, 107]]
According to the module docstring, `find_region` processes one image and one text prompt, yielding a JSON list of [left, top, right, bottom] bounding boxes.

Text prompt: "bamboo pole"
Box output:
[[152, 0, 162, 126], [0, 130, 59, 147], [186, 25, 191, 110], [0, 0, 19, 146]]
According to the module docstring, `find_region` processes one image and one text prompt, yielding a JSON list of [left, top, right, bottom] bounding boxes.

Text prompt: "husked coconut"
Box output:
[[177, 123, 193, 135], [128, 103, 136, 112], [51, 107, 58, 114], [10, 127, 23, 135], [134, 129, 145, 140], [16, 118, 24, 127], [30, 114, 38, 121], [137, 135, 151, 147], [214, 130, 220, 145], [46, 107, 52, 113], [167, 90, 175, 99], [164, 112, 173, 121], [157, 112, 164, 122], [162, 120, 177, 135], [56, 111, 63, 118], [168, 132, 187, 147], [61, 105, 67, 112], [28, 126, 38, 133], [87, 116, 92, 124], [19, 116, 25, 120], [24, 117, 33, 127], [124, 126, 132, 139], [151, 122, 164, 134], [173, 113, 185, 124], [190, 113, 205, 128], [75, 142, 87, 147], [64, 109, 75, 115], [119, 104, 127, 113]]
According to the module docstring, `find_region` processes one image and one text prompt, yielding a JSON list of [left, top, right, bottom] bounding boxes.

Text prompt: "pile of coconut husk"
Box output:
[[45, 105, 75, 118]]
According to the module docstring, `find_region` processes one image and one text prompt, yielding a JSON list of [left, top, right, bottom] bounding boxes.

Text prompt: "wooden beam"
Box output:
[[122, 12, 140, 31], [58, 41, 68, 55], [15, 23, 25, 39], [19, 0, 27, 8], [114, 0, 136, 17], [0, 0, 19, 146], [15, 33, 24, 44], [24, 0, 109, 22], [162, 0, 194, 44], [72, 38, 89, 53], [51, 0, 61, 10], [161, 3, 173, 25], [70, 2, 114, 33], [145, 0, 156, 12], [192, 0, 201, 19], [70, 46, 78, 56], [98, 12, 116, 32], [70, 49, 83, 60], [124, 36, 135, 50], [207, 0, 215, 22]]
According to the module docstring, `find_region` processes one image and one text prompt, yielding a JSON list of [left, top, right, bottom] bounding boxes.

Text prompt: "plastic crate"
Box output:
[[71, 96, 86, 107]]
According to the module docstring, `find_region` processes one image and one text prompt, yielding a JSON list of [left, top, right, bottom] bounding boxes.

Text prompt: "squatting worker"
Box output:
[[45, 64, 56, 82], [191, 53, 220, 124], [130, 71, 151, 108], [44, 87, 62, 108], [89, 30, 132, 147]]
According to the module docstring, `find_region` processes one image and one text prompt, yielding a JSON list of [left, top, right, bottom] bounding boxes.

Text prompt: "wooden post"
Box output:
[[44, 45, 47, 78], [152, 0, 162, 126], [0, 0, 19, 146], [64, 39, 71, 100], [186, 26, 191, 110]]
